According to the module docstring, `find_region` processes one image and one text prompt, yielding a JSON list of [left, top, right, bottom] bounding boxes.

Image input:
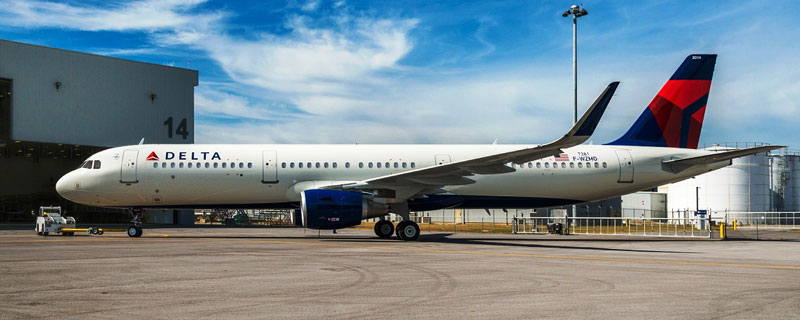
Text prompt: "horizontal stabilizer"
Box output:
[[663, 145, 783, 172]]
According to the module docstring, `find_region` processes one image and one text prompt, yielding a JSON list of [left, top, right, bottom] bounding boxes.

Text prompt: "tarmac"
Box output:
[[1, 227, 799, 319]]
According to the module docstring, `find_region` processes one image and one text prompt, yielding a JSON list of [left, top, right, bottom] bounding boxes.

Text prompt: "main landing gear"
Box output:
[[373, 219, 420, 241], [127, 208, 143, 237]]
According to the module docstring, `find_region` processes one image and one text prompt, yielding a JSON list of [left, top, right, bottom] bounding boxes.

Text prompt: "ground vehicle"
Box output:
[[35, 206, 76, 236]]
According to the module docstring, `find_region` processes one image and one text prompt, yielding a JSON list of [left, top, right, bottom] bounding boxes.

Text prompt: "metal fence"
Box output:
[[721, 212, 799, 229], [512, 216, 713, 238]]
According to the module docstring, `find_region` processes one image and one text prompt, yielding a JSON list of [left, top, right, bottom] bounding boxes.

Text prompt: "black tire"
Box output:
[[374, 220, 394, 238], [127, 226, 138, 237], [396, 221, 420, 241], [134, 226, 143, 237], [97, 231, 104, 235], [43, 232, 49, 236]]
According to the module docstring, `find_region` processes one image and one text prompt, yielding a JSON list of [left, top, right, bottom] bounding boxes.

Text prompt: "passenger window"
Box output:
[[544, 163, 550, 168], [223, 163, 228, 168], [196, 162, 201, 168], [248, 162, 253, 168], [552, 162, 558, 168], [93, 161, 101, 169], [230, 162, 235, 168], [281, 162, 286, 168], [315, 162, 320, 168], [528, 163, 532, 168], [569, 162, 574, 168], [188, 163, 193, 168], [377, 162, 382, 168], [332, 162, 337, 168], [324, 162, 329, 168], [205, 163, 210, 168], [288, 163, 293, 169], [179, 162, 184, 168], [171, 163, 176, 168], [578, 162, 583, 168], [602, 162, 607, 168], [153, 162, 158, 168], [411, 162, 415, 168], [402, 162, 407, 168], [385, 162, 390, 168], [368, 162, 373, 168], [214, 163, 218, 168], [345, 162, 350, 168], [162, 162, 167, 168], [536, 162, 541, 168], [306, 162, 311, 168], [394, 162, 398, 168], [83, 161, 93, 169], [299, 162, 304, 168], [594, 162, 599, 168], [359, 162, 364, 168], [585, 162, 591, 168], [561, 163, 566, 168]]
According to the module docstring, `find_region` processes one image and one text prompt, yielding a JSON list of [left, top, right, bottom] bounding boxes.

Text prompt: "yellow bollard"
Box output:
[[719, 222, 726, 240], [733, 219, 737, 230]]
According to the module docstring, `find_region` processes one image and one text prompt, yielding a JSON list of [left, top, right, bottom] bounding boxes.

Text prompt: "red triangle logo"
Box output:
[[146, 152, 159, 161]]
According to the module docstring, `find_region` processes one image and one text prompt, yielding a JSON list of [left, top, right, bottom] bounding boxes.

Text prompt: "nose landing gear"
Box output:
[[127, 208, 143, 237]]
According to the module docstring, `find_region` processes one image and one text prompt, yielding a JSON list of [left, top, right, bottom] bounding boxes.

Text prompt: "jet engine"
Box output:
[[300, 189, 388, 229]]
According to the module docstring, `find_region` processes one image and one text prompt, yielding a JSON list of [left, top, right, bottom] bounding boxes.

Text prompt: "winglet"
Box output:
[[556, 81, 619, 146]]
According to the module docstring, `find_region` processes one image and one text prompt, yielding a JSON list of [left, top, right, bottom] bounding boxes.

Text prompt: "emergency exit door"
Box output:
[[120, 150, 139, 183], [614, 150, 634, 183], [262, 150, 278, 183]]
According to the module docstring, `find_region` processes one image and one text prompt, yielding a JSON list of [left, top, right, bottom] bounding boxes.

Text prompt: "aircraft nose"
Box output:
[[56, 172, 74, 200]]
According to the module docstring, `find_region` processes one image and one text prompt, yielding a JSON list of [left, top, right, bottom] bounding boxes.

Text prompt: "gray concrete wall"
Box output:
[[0, 39, 197, 147]]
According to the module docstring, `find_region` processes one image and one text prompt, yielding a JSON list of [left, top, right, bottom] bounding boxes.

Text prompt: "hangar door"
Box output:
[[614, 150, 634, 183], [120, 150, 139, 183], [262, 150, 278, 183]]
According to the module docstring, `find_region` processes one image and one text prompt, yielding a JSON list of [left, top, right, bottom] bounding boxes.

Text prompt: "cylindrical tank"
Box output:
[[793, 156, 800, 211], [664, 146, 771, 215]]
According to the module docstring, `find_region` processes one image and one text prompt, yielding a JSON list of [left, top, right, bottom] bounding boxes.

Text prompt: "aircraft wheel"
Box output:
[[374, 220, 394, 238], [396, 221, 420, 241], [43, 232, 49, 236], [135, 226, 143, 237], [127, 226, 139, 237]]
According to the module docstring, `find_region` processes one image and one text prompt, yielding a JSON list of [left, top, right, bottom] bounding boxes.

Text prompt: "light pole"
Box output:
[[563, 4, 587, 226], [562, 4, 588, 124]]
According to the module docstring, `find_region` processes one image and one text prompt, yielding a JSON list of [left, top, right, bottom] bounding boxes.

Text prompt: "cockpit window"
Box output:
[[93, 161, 101, 169], [79, 161, 87, 169], [82, 161, 93, 169]]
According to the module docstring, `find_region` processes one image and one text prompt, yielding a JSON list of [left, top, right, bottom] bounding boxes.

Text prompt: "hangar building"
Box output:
[[0, 39, 198, 223]]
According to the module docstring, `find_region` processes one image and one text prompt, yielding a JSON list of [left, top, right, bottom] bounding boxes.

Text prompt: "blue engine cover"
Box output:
[[302, 190, 364, 229]]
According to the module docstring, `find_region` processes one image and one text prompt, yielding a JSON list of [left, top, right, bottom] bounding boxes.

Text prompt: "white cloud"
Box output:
[[0, 0, 222, 32], [301, 0, 320, 12]]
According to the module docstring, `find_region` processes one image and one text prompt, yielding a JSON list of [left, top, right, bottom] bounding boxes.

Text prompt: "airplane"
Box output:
[[56, 54, 782, 240]]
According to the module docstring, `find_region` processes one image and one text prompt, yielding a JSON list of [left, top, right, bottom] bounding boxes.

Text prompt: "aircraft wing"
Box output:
[[663, 145, 783, 172], [326, 82, 619, 197]]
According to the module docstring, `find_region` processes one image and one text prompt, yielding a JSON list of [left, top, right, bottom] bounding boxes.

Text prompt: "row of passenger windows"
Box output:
[[152, 162, 253, 169], [80, 160, 101, 169], [511, 161, 608, 169], [281, 162, 417, 169]]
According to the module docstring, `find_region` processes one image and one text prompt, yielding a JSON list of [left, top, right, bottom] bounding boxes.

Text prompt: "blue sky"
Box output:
[[1, 0, 797, 149]]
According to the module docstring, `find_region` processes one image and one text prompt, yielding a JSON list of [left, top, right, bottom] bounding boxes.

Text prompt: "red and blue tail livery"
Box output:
[[609, 54, 717, 149]]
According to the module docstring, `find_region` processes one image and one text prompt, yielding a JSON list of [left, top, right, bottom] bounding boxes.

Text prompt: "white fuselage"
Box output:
[[55, 144, 727, 210]]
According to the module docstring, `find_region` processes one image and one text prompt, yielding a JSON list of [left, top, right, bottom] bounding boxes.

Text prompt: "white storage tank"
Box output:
[[793, 155, 800, 211], [660, 144, 773, 216]]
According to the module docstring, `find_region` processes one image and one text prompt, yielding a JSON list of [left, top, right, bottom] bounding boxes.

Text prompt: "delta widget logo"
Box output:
[[146, 152, 159, 161]]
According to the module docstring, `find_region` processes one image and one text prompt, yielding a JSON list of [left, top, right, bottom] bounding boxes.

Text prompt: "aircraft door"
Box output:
[[614, 150, 634, 183], [120, 150, 139, 183], [262, 150, 278, 183], [435, 154, 451, 166]]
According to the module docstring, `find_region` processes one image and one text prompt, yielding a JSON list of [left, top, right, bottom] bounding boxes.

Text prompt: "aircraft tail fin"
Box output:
[[608, 54, 717, 148]]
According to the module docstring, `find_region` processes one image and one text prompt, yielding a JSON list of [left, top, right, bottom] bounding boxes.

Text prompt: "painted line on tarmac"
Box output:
[[3, 236, 798, 271]]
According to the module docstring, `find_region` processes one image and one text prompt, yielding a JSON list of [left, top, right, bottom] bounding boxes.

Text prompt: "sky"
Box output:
[[0, 0, 797, 149]]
